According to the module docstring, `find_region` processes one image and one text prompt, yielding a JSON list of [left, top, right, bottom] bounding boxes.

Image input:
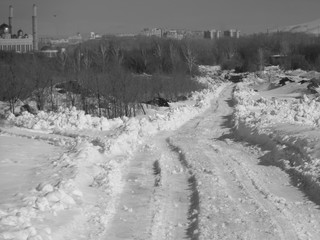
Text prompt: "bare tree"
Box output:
[[258, 48, 265, 71], [99, 41, 109, 72], [280, 41, 290, 56], [183, 43, 197, 75], [30, 57, 51, 110], [0, 65, 27, 114], [74, 47, 82, 73], [153, 42, 163, 72], [169, 42, 181, 72], [82, 49, 92, 70], [56, 50, 68, 73], [140, 47, 148, 71], [111, 44, 124, 65]]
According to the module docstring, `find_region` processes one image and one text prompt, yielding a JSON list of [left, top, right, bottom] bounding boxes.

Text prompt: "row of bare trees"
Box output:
[[0, 37, 204, 117], [215, 32, 320, 72], [2, 32, 320, 117], [66, 36, 201, 76], [41, 37, 202, 118], [0, 52, 55, 114]]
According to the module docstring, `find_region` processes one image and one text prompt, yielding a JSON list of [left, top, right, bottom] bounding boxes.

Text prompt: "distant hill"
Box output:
[[275, 19, 320, 35]]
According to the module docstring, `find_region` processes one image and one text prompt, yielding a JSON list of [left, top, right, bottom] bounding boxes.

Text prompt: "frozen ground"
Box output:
[[2, 66, 320, 239]]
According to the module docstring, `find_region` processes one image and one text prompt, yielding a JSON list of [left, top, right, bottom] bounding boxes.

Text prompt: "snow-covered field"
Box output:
[[2, 65, 320, 239]]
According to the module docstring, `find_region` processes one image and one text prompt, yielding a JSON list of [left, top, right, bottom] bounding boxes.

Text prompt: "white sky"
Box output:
[[0, 0, 319, 36]]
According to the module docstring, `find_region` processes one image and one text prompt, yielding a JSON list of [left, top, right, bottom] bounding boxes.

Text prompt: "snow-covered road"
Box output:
[[103, 132, 192, 240], [169, 86, 320, 240], [3, 82, 320, 240], [102, 85, 320, 240]]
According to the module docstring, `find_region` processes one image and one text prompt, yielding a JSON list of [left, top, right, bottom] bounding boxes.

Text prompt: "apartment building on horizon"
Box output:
[[140, 27, 240, 40], [223, 29, 240, 38]]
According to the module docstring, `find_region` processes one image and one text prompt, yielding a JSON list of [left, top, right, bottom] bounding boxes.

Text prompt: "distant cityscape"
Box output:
[[138, 28, 240, 40], [0, 4, 240, 58], [39, 27, 240, 47], [37, 27, 240, 52]]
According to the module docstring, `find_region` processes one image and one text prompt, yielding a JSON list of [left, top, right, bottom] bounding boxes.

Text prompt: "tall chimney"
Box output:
[[8, 5, 13, 35], [32, 4, 38, 51]]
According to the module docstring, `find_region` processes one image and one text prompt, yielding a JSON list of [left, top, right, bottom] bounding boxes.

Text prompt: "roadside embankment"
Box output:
[[232, 83, 320, 204]]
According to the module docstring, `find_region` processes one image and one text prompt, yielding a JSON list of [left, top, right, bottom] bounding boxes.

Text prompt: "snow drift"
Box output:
[[233, 74, 320, 204]]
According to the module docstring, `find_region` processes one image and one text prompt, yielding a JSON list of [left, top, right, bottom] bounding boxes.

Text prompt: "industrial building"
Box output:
[[0, 5, 38, 53]]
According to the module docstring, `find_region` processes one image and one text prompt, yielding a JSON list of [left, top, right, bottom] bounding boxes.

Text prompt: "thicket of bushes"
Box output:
[[81, 33, 320, 74], [0, 37, 205, 118], [217, 32, 320, 72], [2, 32, 320, 117]]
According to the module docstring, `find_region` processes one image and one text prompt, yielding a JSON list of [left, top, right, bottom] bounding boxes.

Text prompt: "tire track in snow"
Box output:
[[168, 85, 320, 239], [149, 134, 201, 240], [153, 160, 161, 187], [166, 140, 200, 240], [103, 133, 192, 240], [211, 144, 298, 240], [222, 142, 320, 240]]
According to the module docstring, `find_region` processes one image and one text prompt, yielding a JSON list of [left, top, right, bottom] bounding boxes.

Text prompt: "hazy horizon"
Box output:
[[1, 0, 320, 37]]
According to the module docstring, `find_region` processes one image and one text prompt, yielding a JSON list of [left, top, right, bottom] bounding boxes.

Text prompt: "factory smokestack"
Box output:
[[32, 4, 38, 51], [8, 5, 13, 35]]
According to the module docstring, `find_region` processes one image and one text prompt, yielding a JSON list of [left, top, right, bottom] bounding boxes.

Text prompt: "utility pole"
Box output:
[[32, 4, 38, 51]]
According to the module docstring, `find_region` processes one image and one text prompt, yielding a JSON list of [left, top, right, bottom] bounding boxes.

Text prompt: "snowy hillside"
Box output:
[[276, 18, 320, 35]]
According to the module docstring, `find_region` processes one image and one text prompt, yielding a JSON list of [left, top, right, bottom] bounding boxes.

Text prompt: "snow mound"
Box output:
[[234, 82, 320, 128], [233, 72, 320, 205], [9, 106, 124, 131], [87, 83, 226, 157]]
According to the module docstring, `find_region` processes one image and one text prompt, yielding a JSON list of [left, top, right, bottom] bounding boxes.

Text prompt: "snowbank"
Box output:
[[233, 77, 320, 204], [8, 106, 124, 131], [234, 82, 320, 128], [7, 70, 226, 157], [0, 138, 127, 240]]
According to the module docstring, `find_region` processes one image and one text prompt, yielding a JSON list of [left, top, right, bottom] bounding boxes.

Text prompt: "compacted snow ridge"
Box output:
[[166, 140, 200, 240], [3, 65, 320, 240], [103, 133, 193, 240]]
